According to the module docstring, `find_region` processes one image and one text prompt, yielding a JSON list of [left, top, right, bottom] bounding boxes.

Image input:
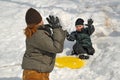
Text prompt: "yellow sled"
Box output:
[[55, 56, 86, 69]]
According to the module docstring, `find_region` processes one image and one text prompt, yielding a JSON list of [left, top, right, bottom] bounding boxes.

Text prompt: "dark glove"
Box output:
[[87, 18, 93, 26], [46, 15, 62, 29]]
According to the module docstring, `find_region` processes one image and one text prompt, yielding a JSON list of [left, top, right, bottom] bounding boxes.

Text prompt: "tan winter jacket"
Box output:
[[22, 26, 65, 72]]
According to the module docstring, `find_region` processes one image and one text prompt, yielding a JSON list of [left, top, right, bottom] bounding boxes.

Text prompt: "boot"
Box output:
[[78, 54, 89, 59]]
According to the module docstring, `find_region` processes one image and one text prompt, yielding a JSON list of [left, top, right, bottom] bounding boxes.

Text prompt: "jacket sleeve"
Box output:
[[85, 25, 95, 36], [33, 28, 65, 53], [67, 31, 76, 41]]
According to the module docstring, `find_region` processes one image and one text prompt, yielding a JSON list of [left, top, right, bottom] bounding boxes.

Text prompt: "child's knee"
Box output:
[[87, 47, 95, 55]]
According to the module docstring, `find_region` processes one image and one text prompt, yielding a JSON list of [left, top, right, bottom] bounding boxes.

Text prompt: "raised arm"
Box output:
[[85, 18, 95, 36]]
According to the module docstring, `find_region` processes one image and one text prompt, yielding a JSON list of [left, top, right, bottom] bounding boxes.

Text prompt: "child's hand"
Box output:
[[64, 30, 69, 37], [88, 18, 93, 25]]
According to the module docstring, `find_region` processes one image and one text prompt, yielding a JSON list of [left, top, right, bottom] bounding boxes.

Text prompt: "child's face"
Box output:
[[76, 25, 84, 31]]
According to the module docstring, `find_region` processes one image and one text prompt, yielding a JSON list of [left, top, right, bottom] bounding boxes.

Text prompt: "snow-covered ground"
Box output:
[[0, 0, 120, 80]]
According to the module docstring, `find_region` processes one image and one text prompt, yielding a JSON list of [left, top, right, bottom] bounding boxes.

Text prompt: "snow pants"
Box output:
[[73, 42, 95, 55], [23, 70, 49, 80]]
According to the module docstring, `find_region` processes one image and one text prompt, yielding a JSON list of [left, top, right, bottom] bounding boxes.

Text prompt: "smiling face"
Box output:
[[75, 25, 84, 31]]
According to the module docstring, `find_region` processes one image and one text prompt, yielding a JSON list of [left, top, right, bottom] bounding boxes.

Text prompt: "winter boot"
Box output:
[[78, 54, 89, 59]]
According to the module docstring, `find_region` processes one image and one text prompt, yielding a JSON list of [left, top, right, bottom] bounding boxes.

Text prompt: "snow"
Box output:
[[0, 0, 120, 80]]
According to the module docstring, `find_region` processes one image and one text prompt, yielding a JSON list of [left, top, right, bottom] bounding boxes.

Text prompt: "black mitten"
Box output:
[[46, 15, 62, 29], [64, 30, 69, 37], [88, 18, 93, 26]]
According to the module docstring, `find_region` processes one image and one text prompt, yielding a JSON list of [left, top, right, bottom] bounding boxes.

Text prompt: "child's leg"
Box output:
[[72, 43, 90, 59], [84, 46, 95, 55], [71, 43, 78, 55], [73, 43, 87, 55]]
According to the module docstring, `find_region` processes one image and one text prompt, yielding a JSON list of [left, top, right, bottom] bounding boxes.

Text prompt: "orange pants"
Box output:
[[23, 70, 49, 80]]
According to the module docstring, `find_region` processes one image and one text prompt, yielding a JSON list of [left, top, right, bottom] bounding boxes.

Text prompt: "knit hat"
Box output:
[[75, 18, 84, 26], [25, 8, 42, 25]]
